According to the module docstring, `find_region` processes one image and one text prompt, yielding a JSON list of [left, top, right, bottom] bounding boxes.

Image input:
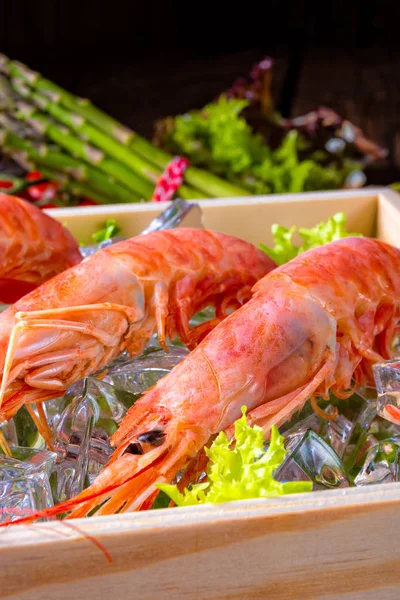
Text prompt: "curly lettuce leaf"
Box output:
[[157, 407, 311, 506], [170, 96, 268, 176], [260, 212, 362, 266], [154, 96, 362, 195], [91, 218, 121, 244]]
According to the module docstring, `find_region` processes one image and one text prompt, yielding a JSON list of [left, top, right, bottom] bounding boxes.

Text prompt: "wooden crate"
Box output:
[[2, 188, 400, 600]]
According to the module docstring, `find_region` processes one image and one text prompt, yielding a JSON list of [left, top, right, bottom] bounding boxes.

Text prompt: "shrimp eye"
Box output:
[[123, 442, 144, 455], [137, 429, 166, 446]]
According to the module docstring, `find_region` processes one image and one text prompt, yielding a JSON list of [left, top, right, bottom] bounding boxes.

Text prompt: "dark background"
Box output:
[[2, 1, 400, 180]]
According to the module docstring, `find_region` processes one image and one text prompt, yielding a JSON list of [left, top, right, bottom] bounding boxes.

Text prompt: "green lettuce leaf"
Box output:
[[155, 97, 359, 195], [260, 212, 362, 266], [156, 407, 312, 506], [91, 218, 121, 244]]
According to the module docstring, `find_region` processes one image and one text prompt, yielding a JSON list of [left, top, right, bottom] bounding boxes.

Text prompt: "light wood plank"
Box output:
[[47, 188, 382, 246], [2, 484, 400, 599]]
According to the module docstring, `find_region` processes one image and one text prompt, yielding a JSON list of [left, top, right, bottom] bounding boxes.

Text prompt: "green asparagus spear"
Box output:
[[11, 78, 163, 185], [36, 165, 115, 205], [1, 54, 250, 198], [9, 76, 205, 199], [9, 151, 114, 205], [0, 56, 133, 144], [0, 74, 15, 111], [14, 101, 153, 199], [0, 123, 141, 203]]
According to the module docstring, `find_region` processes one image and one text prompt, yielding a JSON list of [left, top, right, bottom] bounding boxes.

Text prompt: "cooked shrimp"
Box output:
[[0, 228, 274, 445], [13, 236, 399, 522], [0, 193, 81, 303]]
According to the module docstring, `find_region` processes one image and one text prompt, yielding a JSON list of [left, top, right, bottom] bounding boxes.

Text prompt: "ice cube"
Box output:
[[320, 395, 364, 458], [0, 478, 51, 522], [0, 447, 56, 521], [373, 360, 400, 393], [281, 412, 322, 452], [338, 388, 377, 471], [354, 440, 400, 486], [86, 429, 113, 485], [52, 382, 98, 502], [84, 379, 127, 485], [275, 430, 349, 490], [104, 346, 189, 394], [43, 396, 69, 432], [281, 392, 365, 459], [52, 378, 128, 500], [369, 415, 400, 442], [373, 360, 400, 425], [0, 419, 17, 446], [322, 410, 354, 458], [0, 446, 57, 478], [344, 410, 400, 480]]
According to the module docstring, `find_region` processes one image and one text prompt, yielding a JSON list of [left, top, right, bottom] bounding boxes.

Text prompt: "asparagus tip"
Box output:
[[25, 115, 48, 136], [13, 60, 39, 85], [15, 99, 35, 118], [10, 78, 30, 98], [6, 149, 35, 171], [0, 54, 9, 73]]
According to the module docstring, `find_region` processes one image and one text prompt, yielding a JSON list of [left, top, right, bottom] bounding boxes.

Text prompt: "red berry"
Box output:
[[0, 180, 14, 189], [25, 171, 43, 182], [27, 181, 60, 201]]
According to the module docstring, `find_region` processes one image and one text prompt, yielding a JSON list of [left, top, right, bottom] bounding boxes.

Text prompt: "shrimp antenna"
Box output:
[[0, 313, 24, 409], [0, 429, 11, 456]]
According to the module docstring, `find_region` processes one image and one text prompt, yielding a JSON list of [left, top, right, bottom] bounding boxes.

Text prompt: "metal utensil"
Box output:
[[80, 199, 203, 258], [140, 198, 203, 234]]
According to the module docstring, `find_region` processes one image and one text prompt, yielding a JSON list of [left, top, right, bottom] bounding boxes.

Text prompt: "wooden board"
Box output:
[[2, 483, 400, 600], [2, 188, 400, 600], [49, 187, 385, 247]]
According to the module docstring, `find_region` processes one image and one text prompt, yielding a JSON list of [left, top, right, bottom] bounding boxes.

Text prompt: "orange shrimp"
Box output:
[[0, 193, 81, 303], [0, 228, 274, 444], [11, 235, 399, 523]]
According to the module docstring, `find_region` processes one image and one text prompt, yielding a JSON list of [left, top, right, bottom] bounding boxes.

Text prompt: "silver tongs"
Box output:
[[140, 198, 203, 234], [81, 199, 203, 257]]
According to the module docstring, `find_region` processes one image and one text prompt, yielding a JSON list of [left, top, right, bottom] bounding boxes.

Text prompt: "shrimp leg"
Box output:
[[240, 354, 337, 438], [26, 403, 54, 450], [0, 303, 142, 408], [0, 302, 141, 448], [154, 281, 169, 351]]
